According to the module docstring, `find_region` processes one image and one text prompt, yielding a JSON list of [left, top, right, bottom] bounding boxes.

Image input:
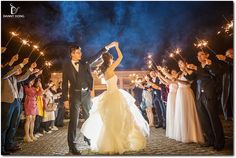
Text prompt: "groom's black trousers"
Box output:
[[68, 90, 92, 151]]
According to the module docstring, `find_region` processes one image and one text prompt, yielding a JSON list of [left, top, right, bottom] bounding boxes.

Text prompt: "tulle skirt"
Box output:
[[81, 89, 150, 154]]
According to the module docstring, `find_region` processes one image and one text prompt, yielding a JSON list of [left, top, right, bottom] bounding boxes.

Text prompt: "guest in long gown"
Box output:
[[157, 67, 179, 139], [173, 60, 204, 143]]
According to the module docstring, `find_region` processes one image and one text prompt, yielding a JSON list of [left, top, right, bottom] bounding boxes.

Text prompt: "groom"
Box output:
[[62, 44, 109, 155]]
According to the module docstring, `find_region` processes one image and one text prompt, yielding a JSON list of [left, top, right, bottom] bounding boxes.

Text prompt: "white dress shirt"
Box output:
[[71, 60, 79, 72]]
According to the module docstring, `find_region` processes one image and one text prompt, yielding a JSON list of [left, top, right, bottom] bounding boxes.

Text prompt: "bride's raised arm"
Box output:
[[108, 41, 123, 71]]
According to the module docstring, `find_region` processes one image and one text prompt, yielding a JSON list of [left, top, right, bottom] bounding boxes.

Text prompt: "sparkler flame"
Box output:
[[22, 39, 29, 46], [169, 53, 174, 58], [175, 48, 181, 54], [225, 20, 233, 33], [40, 51, 44, 56], [194, 39, 208, 48], [10, 32, 19, 36], [33, 45, 39, 49]]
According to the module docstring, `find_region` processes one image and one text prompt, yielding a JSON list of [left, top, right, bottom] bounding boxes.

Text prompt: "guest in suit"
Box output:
[[147, 71, 165, 129], [216, 49, 233, 120], [1, 59, 35, 155], [1, 54, 19, 77], [55, 81, 65, 127], [186, 51, 225, 150], [62, 44, 109, 154]]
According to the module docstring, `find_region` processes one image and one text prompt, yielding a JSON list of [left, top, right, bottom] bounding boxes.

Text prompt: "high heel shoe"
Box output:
[[24, 136, 33, 143]]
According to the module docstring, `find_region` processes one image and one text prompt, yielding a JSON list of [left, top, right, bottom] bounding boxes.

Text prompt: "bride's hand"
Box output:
[[106, 41, 119, 49], [112, 41, 119, 48]]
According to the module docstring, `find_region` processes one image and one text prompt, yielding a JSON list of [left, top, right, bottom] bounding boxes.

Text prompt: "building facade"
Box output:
[[50, 70, 148, 96]]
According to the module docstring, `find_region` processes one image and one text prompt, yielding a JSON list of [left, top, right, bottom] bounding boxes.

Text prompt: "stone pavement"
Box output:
[[12, 118, 233, 156]]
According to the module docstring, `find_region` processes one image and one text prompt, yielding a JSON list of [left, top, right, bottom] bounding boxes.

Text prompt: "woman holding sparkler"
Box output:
[[156, 67, 179, 139], [173, 60, 204, 143]]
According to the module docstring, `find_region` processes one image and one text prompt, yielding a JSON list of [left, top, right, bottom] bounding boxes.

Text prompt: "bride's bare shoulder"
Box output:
[[104, 68, 115, 80]]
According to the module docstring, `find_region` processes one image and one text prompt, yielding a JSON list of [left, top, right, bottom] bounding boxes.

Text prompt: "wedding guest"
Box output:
[[142, 77, 154, 127], [139, 80, 149, 122], [1, 54, 19, 77], [1, 59, 33, 155], [34, 76, 45, 137], [216, 49, 233, 120], [147, 71, 165, 129], [23, 75, 43, 143], [173, 60, 204, 144], [186, 51, 225, 150], [49, 82, 61, 131], [55, 81, 65, 127], [42, 81, 57, 133], [132, 78, 144, 107], [157, 67, 178, 139]]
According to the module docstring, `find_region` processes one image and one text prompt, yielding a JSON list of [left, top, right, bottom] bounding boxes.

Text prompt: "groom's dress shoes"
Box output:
[[69, 149, 81, 155], [84, 136, 91, 146]]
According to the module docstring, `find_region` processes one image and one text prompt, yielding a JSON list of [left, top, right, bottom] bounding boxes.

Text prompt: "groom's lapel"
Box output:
[[69, 62, 77, 84]]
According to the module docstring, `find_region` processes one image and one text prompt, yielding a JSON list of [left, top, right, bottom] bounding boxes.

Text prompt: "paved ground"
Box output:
[[12, 118, 233, 156]]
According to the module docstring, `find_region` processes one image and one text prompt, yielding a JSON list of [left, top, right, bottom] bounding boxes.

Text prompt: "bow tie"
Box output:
[[74, 61, 80, 65]]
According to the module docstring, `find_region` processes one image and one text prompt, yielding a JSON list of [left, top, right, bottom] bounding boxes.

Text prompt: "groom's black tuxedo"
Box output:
[[62, 47, 107, 153], [62, 47, 107, 102]]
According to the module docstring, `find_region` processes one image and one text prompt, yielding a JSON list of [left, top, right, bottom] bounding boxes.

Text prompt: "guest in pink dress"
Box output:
[[23, 76, 42, 143]]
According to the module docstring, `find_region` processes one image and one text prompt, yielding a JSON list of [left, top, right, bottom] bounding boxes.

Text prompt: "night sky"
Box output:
[[1, 1, 233, 73]]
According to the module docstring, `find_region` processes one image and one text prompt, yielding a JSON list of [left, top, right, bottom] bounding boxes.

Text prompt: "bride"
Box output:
[[81, 41, 150, 154]]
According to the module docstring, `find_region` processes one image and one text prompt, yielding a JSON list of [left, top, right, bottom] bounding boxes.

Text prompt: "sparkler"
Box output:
[[4, 27, 20, 48], [41, 61, 52, 70], [217, 15, 233, 36], [174, 48, 185, 61], [17, 36, 30, 54], [129, 73, 140, 85], [169, 53, 178, 63], [147, 54, 158, 68], [34, 51, 45, 62], [28, 43, 40, 58], [194, 38, 216, 55]]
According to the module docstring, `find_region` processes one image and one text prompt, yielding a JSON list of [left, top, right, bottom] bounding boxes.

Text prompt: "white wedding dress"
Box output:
[[81, 75, 150, 154]]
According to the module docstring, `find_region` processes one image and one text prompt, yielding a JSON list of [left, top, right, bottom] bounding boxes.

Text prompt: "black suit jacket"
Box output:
[[62, 47, 107, 102], [186, 62, 221, 100]]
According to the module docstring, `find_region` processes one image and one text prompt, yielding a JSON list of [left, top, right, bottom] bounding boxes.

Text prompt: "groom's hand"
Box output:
[[64, 101, 70, 110]]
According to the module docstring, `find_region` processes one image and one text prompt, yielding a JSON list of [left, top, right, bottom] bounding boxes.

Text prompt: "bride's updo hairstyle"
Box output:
[[96, 52, 113, 77]]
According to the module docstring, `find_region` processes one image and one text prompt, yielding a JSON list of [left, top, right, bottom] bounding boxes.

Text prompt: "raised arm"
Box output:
[[2, 58, 29, 79], [157, 72, 171, 85], [108, 42, 123, 71], [86, 47, 108, 65], [16, 62, 36, 82]]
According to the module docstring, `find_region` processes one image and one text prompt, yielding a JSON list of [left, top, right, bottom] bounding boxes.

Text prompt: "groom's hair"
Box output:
[[69, 45, 81, 58]]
